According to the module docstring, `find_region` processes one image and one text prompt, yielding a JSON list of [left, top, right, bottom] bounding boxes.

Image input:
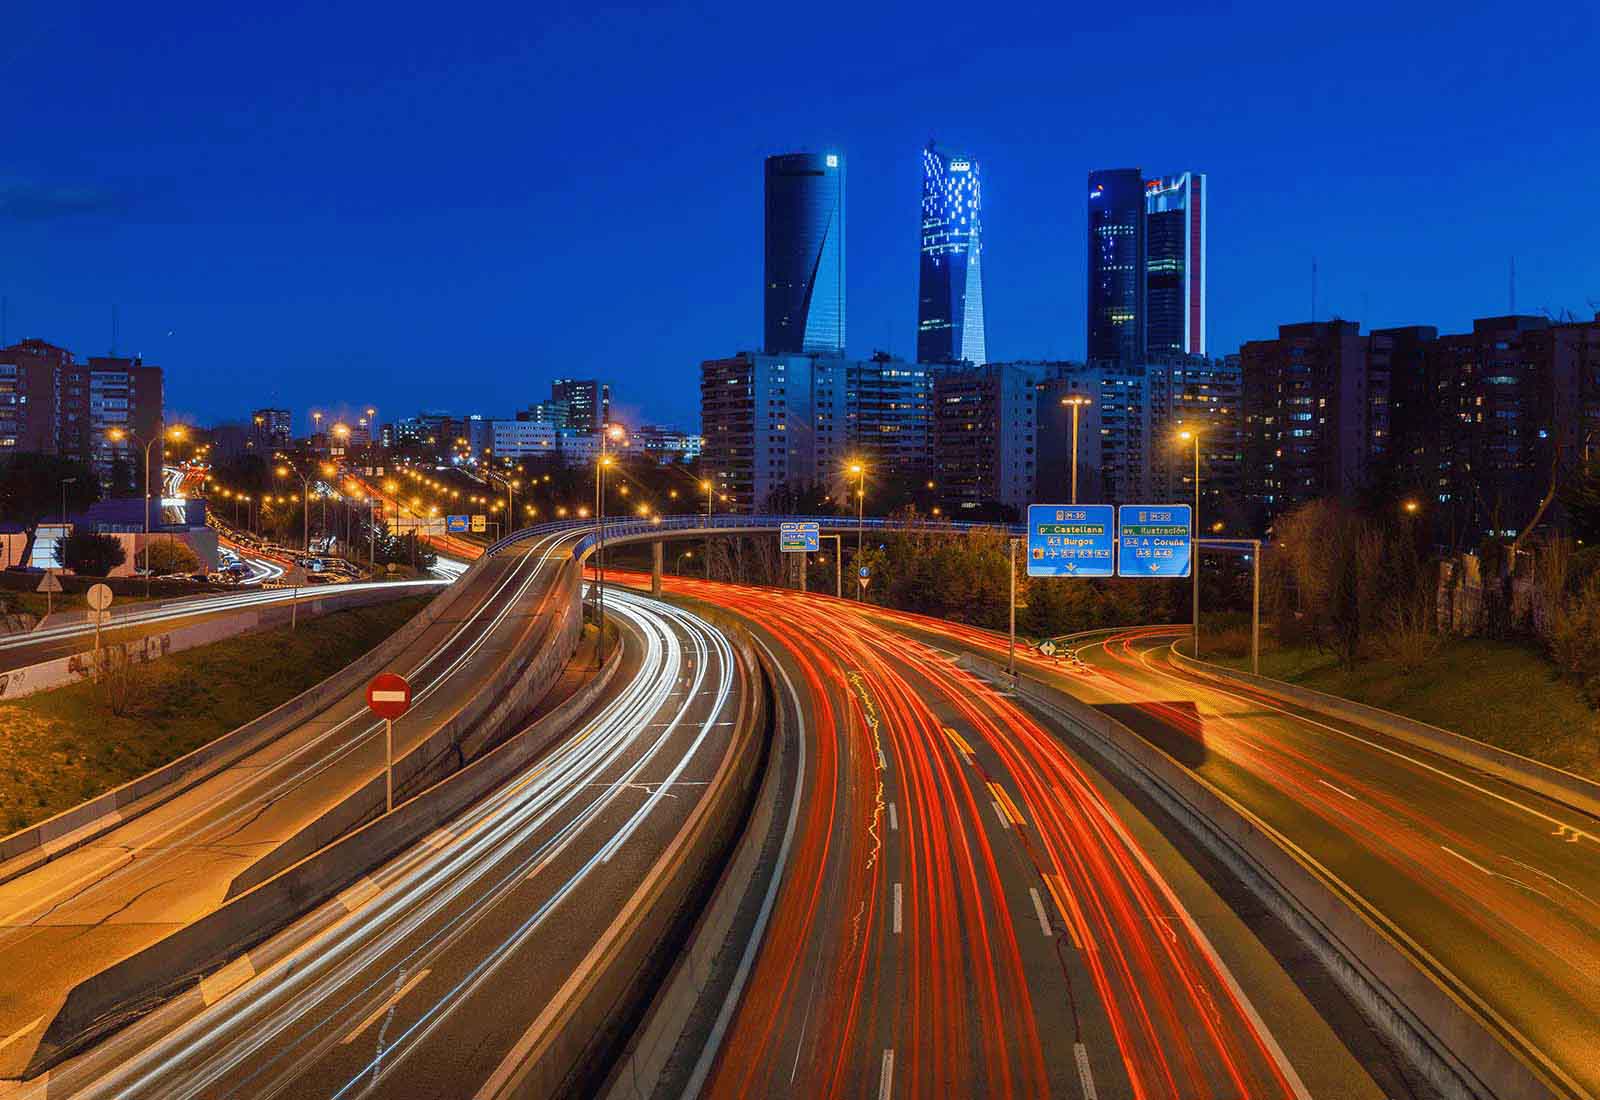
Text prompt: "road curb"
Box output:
[[1168, 642, 1600, 822], [959, 651, 1574, 1100]]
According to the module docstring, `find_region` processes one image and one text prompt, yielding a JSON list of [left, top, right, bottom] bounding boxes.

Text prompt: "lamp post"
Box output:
[[1178, 428, 1202, 657], [848, 460, 865, 600], [1061, 394, 1092, 505], [107, 424, 186, 597], [595, 424, 625, 664], [274, 459, 311, 553], [700, 477, 715, 579]]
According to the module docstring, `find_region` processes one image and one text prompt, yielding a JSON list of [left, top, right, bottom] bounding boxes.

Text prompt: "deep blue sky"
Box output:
[[4, 1, 1597, 434]]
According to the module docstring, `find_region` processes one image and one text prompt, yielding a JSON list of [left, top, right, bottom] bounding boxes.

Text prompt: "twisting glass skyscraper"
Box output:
[[917, 142, 986, 365], [1087, 168, 1147, 363], [764, 152, 846, 356]]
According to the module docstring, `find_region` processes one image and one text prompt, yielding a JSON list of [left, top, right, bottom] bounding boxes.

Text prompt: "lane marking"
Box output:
[[879, 1048, 895, 1100], [1074, 1042, 1099, 1099], [1041, 874, 1085, 951], [892, 882, 903, 934], [887, 802, 898, 832], [1315, 778, 1358, 800], [199, 954, 255, 1006], [340, 967, 432, 1045], [1028, 886, 1052, 936], [992, 800, 1012, 831], [1441, 844, 1493, 876], [0, 1015, 43, 1058], [988, 781, 1028, 828], [942, 726, 976, 762]]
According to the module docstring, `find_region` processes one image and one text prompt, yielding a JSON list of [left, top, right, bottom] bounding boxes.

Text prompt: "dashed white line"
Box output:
[[992, 800, 1011, 830], [1028, 886, 1052, 936], [887, 801, 898, 832], [1073, 1042, 1098, 1099], [878, 1048, 895, 1099], [1315, 778, 1358, 800], [892, 882, 903, 934]]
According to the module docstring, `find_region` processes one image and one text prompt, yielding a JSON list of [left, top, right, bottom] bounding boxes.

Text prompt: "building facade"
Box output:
[[55, 356, 165, 488], [917, 142, 986, 365], [0, 339, 69, 453], [700, 352, 819, 511], [764, 152, 846, 356], [933, 362, 1042, 514], [1144, 173, 1207, 356], [1087, 169, 1147, 363], [549, 379, 611, 432]]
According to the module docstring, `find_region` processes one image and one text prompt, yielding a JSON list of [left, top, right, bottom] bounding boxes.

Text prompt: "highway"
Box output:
[[627, 575, 1400, 1100], [18, 586, 752, 1100], [0, 528, 583, 1079]]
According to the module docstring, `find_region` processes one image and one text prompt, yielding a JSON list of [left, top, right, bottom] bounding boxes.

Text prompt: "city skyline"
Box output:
[[4, 2, 1597, 430]]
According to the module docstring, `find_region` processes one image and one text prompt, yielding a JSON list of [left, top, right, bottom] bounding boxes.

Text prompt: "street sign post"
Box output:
[[471, 514, 487, 533], [446, 515, 469, 534], [1117, 504, 1193, 577], [366, 672, 412, 812], [779, 521, 820, 553], [1026, 504, 1115, 578], [36, 569, 62, 618], [87, 583, 113, 668], [857, 564, 870, 591]]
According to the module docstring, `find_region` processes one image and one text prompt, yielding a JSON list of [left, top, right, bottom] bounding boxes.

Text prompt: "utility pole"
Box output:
[[1007, 537, 1019, 676]]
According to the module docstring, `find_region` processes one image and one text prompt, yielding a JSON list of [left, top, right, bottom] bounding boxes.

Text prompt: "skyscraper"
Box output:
[[1087, 169, 1147, 363], [764, 152, 846, 356], [1144, 172, 1207, 356], [917, 142, 986, 365]]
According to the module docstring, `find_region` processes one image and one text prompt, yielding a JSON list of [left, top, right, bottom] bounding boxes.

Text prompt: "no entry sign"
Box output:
[[366, 672, 412, 720]]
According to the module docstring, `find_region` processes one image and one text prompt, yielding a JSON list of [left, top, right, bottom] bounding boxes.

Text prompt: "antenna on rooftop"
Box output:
[[1311, 258, 1318, 322], [1510, 256, 1516, 315]]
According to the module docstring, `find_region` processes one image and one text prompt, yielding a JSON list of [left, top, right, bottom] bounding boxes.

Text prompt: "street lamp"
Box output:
[[594, 423, 626, 663], [848, 460, 866, 600], [274, 460, 312, 553], [107, 424, 186, 596], [1061, 394, 1093, 505], [1177, 427, 1202, 657], [700, 477, 715, 579]]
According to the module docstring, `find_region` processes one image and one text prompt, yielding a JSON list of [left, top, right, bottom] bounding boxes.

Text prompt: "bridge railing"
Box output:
[[485, 514, 1025, 560]]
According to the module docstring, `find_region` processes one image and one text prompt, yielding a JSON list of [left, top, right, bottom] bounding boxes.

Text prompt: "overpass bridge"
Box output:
[[485, 513, 1025, 596]]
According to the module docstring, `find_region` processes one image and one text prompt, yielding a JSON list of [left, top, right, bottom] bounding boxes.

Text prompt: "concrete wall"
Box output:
[[959, 651, 1564, 1100]]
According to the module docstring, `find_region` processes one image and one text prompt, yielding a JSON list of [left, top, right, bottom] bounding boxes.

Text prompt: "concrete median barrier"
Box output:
[[25, 618, 625, 1078], [1169, 642, 1600, 822], [959, 652, 1570, 1100], [0, 573, 485, 887]]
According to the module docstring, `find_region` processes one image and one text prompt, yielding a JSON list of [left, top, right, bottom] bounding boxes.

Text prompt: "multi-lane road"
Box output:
[[0, 529, 579, 1078], [15, 586, 752, 1100], [625, 573, 1410, 1100]]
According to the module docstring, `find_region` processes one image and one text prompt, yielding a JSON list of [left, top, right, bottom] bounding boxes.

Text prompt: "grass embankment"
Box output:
[[0, 595, 431, 834], [1210, 636, 1600, 783]]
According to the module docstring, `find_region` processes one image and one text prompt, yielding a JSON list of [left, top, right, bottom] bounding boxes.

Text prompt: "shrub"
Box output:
[[1548, 576, 1600, 707], [137, 538, 201, 576], [56, 531, 127, 577]]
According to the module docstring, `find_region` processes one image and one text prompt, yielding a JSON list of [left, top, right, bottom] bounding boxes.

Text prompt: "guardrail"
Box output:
[[1168, 642, 1600, 822]]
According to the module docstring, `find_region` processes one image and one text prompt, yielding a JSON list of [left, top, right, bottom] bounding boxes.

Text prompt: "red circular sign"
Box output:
[[366, 672, 412, 719]]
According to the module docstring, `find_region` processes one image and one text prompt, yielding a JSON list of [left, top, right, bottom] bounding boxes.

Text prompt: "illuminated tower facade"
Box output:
[[917, 141, 987, 365], [764, 152, 846, 355]]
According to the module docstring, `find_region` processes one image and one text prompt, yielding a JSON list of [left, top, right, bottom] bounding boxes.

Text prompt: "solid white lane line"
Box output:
[[1073, 1042, 1098, 1099], [1028, 887, 1052, 936], [340, 968, 432, 1045], [892, 882, 903, 934], [887, 802, 898, 832], [1315, 778, 1358, 800], [879, 1049, 895, 1100]]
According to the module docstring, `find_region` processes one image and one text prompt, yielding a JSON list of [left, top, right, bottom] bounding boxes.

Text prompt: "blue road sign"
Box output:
[[1026, 504, 1115, 578], [858, 565, 870, 578], [1117, 504, 1192, 577], [780, 520, 820, 552], [446, 515, 469, 533]]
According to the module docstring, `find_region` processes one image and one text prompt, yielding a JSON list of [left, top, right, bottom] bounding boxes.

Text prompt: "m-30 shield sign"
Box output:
[[1117, 504, 1192, 577], [1027, 504, 1115, 577]]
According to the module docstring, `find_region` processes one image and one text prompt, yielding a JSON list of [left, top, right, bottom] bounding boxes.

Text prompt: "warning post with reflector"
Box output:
[[366, 672, 411, 812]]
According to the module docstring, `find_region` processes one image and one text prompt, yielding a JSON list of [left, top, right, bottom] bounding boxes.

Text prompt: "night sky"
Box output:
[[3, 1, 1596, 434]]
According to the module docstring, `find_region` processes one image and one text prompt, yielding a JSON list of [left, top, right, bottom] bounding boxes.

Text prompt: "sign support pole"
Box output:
[[1252, 541, 1261, 676], [1008, 537, 1018, 676], [385, 718, 394, 813]]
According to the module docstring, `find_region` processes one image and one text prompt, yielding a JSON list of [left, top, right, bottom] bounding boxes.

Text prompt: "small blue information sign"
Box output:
[[446, 515, 469, 533], [780, 521, 820, 553], [1026, 504, 1115, 578], [1116, 504, 1192, 577]]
